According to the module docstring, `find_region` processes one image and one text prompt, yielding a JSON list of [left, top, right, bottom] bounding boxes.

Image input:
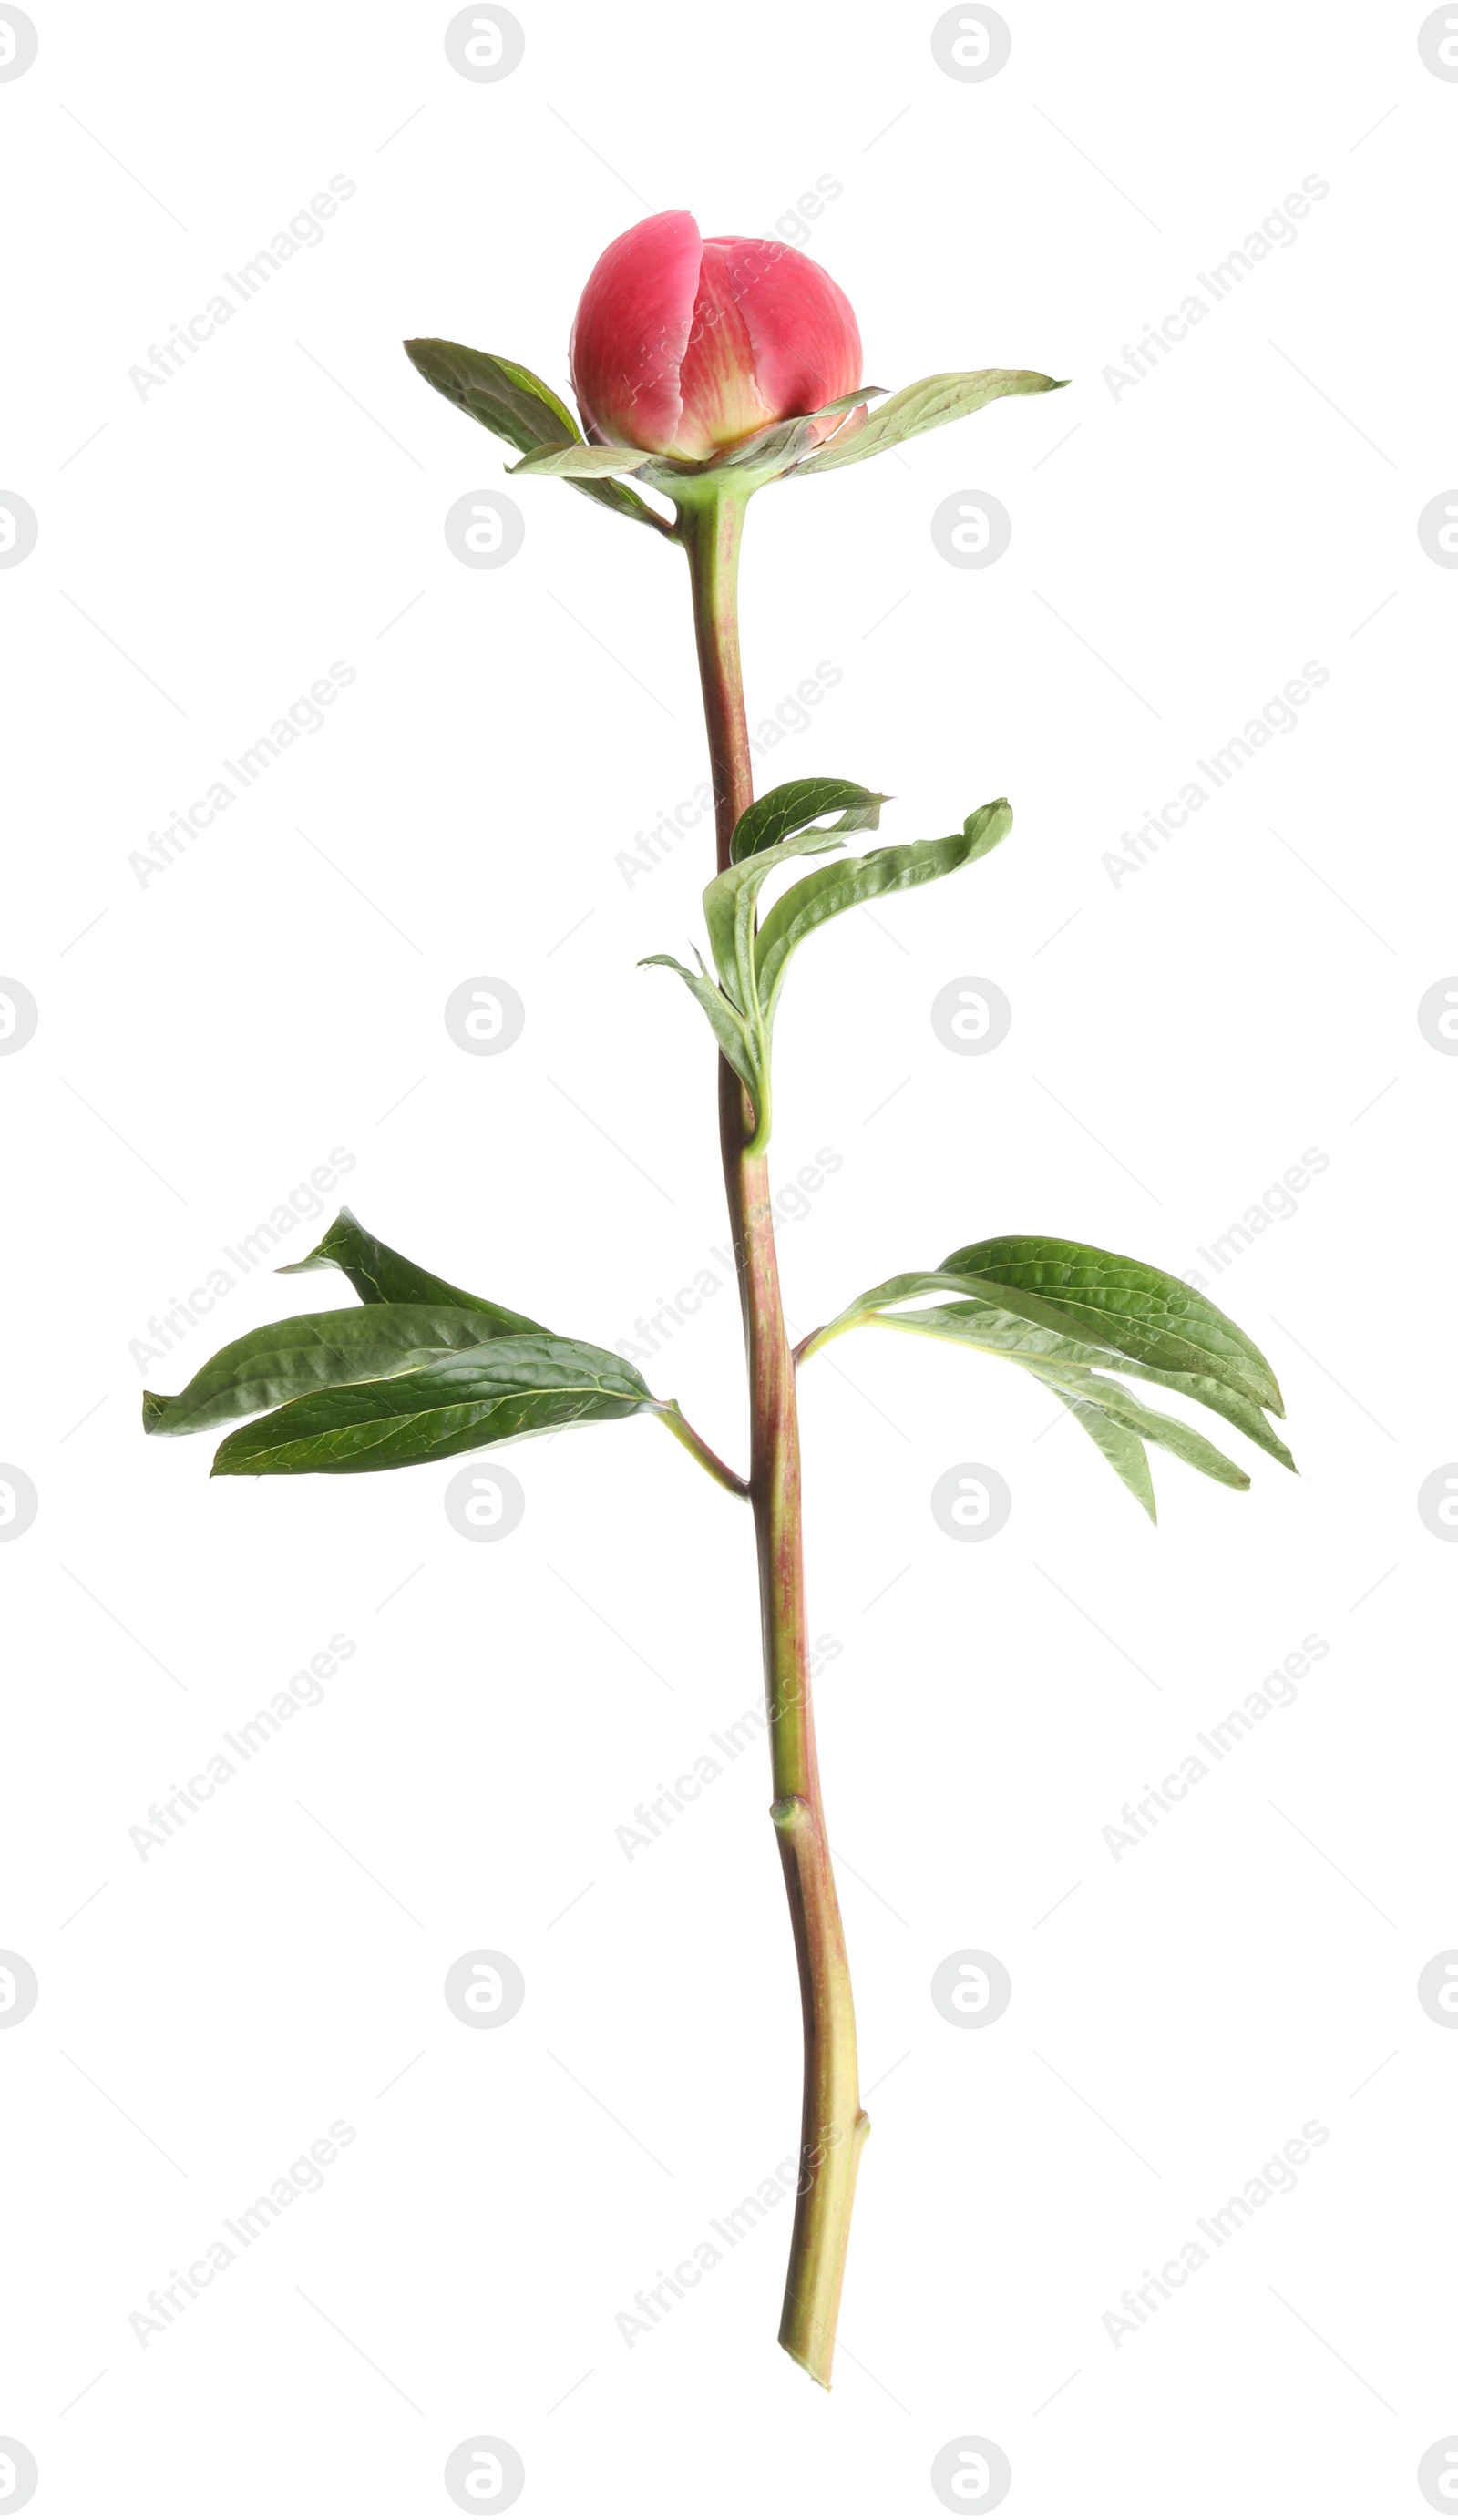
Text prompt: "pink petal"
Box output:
[[569, 210, 703, 452], [673, 241, 778, 459], [703, 235, 862, 427]]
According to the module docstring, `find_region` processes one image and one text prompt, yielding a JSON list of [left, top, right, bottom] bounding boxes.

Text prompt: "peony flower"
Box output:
[[569, 210, 863, 463]]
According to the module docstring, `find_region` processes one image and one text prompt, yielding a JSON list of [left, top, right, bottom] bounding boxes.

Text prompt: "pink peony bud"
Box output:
[[569, 210, 863, 463]]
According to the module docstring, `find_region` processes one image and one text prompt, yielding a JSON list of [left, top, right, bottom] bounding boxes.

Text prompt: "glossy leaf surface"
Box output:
[[143, 1304, 519, 1439], [211, 1336, 658, 1476]]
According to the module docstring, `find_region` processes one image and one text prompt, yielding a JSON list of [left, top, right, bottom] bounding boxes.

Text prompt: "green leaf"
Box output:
[[871, 1296, 1295, 1472], [938, 1236, 1283, 1415], [795, 369, 1067, 476], [730, 777, 888, 864], [278, 1206, 544, 1333], [755, 799, 1013, 1009], [1022, 1359, 1250, 1494], [638, 952, 763, 1111], [402, 337, 673, 536], [654, 828, 857, 1152], [143, 1305, 513, 1438], [508, 442, 654, 478], [799, 1247, 1292, 1514], [702, 825, 851, 1011], [646, 797, 1012, 1156], [1052, 1385, 1156, 1523], [842, 1290, 1249, 1511], [210, 1334, 658, 1477]]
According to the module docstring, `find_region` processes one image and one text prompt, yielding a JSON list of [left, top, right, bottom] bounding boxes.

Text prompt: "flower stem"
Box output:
[[676, 480, 869, 2389]]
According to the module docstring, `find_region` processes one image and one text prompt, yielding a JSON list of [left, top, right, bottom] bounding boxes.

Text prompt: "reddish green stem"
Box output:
[[676, 480, 868, 2388]]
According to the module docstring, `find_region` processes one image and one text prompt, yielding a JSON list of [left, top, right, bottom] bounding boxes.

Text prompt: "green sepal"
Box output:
[[508, 442, 654, 478], [706, 390, 888, 481], [794, 369, 1067, 476], [402, 337, 673, 535]]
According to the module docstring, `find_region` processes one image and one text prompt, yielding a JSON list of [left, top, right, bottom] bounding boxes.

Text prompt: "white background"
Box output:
[[4, 2, 1456, 2513]]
